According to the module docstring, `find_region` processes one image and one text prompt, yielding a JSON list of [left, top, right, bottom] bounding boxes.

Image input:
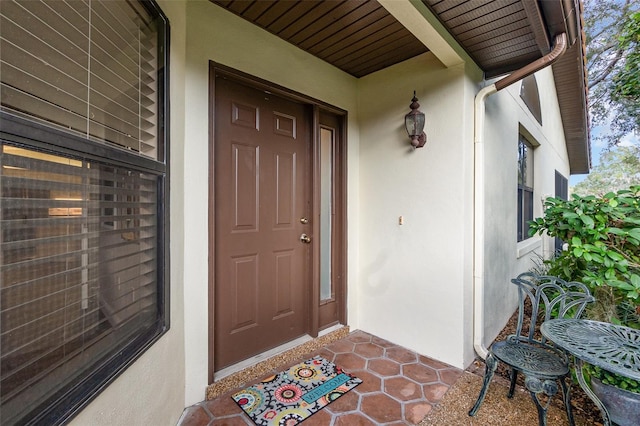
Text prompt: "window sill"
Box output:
[[517, 236, 541, 258]]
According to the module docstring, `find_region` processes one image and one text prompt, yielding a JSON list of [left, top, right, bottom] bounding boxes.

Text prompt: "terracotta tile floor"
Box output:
[[178, 330, 463, 425]]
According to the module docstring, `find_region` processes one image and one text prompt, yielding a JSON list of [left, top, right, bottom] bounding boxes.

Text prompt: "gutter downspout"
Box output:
[[473, 32, 568, 359]]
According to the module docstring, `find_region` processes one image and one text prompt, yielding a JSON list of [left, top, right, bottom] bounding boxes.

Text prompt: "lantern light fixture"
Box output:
[[404, 91, 426, 148]]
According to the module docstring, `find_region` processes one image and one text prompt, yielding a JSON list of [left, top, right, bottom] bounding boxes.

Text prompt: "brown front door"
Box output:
[[213, 75, 311, 371]]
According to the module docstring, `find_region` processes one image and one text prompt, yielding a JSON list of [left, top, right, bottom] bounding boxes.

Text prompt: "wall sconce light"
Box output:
[[404, 91, 426, 148]]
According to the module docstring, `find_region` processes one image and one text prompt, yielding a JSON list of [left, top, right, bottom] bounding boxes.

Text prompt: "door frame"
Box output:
[[208, 63, 347, 382]]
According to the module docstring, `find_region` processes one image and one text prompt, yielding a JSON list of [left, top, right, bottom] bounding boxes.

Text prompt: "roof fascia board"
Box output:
[[522, 0, 551, 53], [378, 0, 476, 72]]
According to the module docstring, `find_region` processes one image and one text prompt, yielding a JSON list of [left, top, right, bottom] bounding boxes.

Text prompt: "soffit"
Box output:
[[210, 0, 429, 78], [209, 0, 590, 173], [211, 0, 551, 78], [421, 0, 548, 78]]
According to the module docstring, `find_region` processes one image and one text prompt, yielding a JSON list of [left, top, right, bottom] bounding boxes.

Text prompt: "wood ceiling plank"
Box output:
[[298, 1, 380, 51], [448, 3, 523, 32], [335, 30, 419, 70], [438, 0, 520, 24], [276, 1, 342, 41], [323, 20, 405, 64], [425, 0, 460, 15], [464, 23, 531, 51], [480, 41, 538, 65], [346, 34, 425, 76], [309, 9, 395, 57], [474, 35, 537, 59], [255, 1, 299, 28], [267, 1, 319, 35], [457, 14, 528, 42], [351, 43, 427, 77], [287, 1, 370, 46], [241, 1, 277, 22], [225, 0, 253, 15]]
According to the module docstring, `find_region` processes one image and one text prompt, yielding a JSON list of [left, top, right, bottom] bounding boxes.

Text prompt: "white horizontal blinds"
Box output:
[[0, 1, 90, 135], [0, 0, 159, 160], [88, 0, 158, 158], [94, 165, 158, 329], [0, 144, 158, 416]]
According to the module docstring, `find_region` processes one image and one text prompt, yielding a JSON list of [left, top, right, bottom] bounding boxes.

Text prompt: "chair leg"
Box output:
[[524, 376, 559, 426], [560, 376, 575, 426], [508, 368, 518, 398], [468, 354, 498, 417], [529, 390, 549, 426]]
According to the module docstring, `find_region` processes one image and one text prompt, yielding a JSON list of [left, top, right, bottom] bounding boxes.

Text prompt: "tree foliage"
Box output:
[[585, 0, 640, 147], [572, 146, 640, 196], [610, 11, 640, 131]]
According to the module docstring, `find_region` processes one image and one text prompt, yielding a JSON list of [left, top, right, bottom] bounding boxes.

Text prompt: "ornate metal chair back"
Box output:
[[511, 272, 595, 348]]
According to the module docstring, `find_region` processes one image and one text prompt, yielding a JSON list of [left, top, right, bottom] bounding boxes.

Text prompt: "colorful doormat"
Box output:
[[232, 356, 362, 425]]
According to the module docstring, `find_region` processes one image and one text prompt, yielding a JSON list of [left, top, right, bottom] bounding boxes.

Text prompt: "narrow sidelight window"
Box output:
[[320, 127, 334, 301]]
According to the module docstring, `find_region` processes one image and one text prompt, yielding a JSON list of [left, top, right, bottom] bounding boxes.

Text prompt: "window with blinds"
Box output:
[[0, 1, 168, 424], [0, 0, 160, 160], [517, 135, 534, 242]]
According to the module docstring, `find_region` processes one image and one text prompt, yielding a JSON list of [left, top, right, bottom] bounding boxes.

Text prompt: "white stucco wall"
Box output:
[[481, 66, 571, 347], [356, 55, 476, 369], [67, 0, 576, 422], [69, 0, 188, 424], [181, 0, 361, 407]]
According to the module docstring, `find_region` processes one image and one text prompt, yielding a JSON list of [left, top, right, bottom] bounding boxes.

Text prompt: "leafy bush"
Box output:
[[585, 364, 640, 394], [530, 186, 640, 391], [529, 185, 640, 326]]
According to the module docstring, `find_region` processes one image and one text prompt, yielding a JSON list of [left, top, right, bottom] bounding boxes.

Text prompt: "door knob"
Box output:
[[300, 234, 311, 244]]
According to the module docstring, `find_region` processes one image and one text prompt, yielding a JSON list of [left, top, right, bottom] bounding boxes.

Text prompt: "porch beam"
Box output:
[[378, 0, 468, 68]]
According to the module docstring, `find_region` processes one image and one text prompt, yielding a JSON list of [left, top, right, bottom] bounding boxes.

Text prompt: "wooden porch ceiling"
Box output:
[[210, 0, 590, 173], [210, 0, 428, 78], [210, 0, 556, 78]]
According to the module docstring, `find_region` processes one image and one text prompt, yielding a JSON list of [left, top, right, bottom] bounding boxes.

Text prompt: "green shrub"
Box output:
[[530, 186, 640, 391], [585, 364, 640, 394], [529, 185, 640, 326]]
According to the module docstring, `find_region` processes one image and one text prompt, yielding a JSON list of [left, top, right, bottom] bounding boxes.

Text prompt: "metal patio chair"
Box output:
[[468, 272, 595, 426]]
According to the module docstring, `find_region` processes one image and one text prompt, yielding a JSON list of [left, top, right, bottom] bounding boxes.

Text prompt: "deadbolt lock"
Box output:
[[300, 234, 311, 244], [300, 217, 309, 224]]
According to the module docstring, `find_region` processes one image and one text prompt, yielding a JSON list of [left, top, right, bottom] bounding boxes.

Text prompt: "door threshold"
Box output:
[[208, 325, 349, 399], [214, 324, 344, 381], [214, 334, 313, 381]]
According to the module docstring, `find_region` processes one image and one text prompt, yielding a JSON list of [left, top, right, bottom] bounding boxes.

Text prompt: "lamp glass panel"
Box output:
[[405, 113, 425, 136]]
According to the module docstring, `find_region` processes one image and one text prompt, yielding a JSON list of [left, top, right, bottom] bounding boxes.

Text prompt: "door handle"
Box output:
[[300, 234, 311, 244]]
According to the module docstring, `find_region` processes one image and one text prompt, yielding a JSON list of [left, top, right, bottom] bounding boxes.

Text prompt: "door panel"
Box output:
[[214, 76, 310, 371], [229, 255, 258, 332], [232, 143, 258, 230], [275, 152, 295, 226]]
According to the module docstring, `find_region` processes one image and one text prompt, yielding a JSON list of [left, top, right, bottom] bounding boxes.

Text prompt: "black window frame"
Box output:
[[517, 135, 534, 242], [0, 0, 170, 424]]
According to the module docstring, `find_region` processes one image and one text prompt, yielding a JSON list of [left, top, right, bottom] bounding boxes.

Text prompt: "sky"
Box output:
[[569, 127, 605, 186], [569, 125, 640, 187]]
